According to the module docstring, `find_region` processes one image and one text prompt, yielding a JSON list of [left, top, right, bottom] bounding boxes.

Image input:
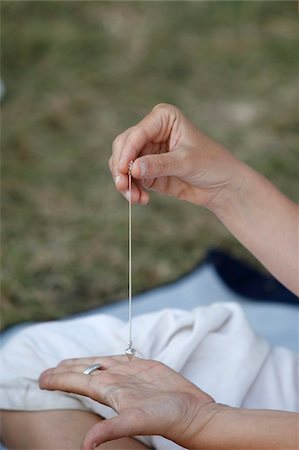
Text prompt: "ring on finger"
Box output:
[[83, 364, 103, 375]]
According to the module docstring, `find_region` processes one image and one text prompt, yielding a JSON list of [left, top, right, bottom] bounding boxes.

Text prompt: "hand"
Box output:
[[39, 355, 216, 450], [109, 103, 240, 208]]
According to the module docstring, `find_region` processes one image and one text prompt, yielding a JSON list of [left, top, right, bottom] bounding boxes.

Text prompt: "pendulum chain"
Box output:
[[125, 161, 136, 360], [128, 162, 132, 346]]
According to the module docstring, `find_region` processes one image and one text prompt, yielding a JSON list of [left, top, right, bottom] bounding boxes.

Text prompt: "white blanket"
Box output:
[[0, 302, 298, 449]]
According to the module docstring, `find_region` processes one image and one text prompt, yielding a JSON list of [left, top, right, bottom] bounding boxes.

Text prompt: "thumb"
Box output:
[[132, 152, 182, 180], [81, 411, 146, 450]]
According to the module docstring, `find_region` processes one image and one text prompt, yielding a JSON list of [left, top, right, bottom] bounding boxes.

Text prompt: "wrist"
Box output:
[[164, 392, 222, 450], [206, 159, 249, 217], [186, 402, 227, 449]]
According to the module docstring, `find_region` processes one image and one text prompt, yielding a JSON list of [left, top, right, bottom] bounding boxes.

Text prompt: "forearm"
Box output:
[[191, 404, 299, 450], [209, 162, 299, 295]]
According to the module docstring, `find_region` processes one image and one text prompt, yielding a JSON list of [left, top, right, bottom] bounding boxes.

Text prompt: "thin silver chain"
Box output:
[[128, 162, 133, 347], [125, 161, 136, 359]]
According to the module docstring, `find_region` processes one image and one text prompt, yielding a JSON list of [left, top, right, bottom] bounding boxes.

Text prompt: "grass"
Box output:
[[1, 1, 298, 330]]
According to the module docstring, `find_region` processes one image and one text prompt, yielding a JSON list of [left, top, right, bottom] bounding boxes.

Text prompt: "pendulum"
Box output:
[[125, 161, 136, 360], [125, 345, 136, 360], [125, 161, 136, 361]]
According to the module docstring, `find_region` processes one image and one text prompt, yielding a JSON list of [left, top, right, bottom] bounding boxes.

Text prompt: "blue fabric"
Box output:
[[1, 250, 298, 352], [206, 249, 298, 304]]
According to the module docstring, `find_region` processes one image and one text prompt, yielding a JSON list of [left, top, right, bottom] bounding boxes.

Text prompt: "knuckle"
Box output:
[[153, 102, 171, 111], [112, 135, 123, 151], [141, 178, 154, 189], [126, 126, 143, 146], [58, 358, 70, 367], [154, 157, 168, 175], [102, 419, 115, 438], [113, 126, 136, 152], [153, 103, 178, 114], [127, 125, 139, 134]]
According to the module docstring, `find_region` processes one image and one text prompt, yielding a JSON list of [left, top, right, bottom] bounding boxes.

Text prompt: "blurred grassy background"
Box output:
[[1, 1, 298, 330]]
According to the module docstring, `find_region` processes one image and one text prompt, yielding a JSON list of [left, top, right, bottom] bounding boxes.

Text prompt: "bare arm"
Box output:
[[209, 162, 299, 295], [192, 404, 299, 450]]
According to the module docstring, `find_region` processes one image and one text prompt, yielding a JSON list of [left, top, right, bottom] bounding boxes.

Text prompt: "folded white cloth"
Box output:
[[0, 302, 298, 449]]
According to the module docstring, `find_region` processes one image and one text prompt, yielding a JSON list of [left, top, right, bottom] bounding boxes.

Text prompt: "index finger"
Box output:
[[39, 370, 111, 407], [112, 104, 177, 175]]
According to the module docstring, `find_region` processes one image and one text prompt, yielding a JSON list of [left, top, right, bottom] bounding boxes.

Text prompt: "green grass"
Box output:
[[1, 1, 298, 329]]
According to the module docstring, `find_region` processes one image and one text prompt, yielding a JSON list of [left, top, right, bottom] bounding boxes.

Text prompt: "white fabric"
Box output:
[[0, 302, 298, 450], [1, 264, 298, 352]]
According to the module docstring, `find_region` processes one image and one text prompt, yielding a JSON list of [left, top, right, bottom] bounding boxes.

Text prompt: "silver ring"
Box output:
[[83, 363, 102, 375]]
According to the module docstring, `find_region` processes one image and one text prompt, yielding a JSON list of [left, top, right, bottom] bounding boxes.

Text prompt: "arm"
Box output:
[[190, 403, 299, 450], [39, 356, 299, 450], [209, 162, 299, 295], [110, 104, 299, 294]]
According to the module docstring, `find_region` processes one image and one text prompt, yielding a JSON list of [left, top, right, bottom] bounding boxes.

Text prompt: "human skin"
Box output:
[[0, 409, 151, 449], [109, 103, 299, 295], [38, 356, 299, 450]]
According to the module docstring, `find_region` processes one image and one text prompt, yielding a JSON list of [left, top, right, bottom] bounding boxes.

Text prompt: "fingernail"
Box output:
[[125, 191, 131, 202], [115, 175, 120, 185], [139, 162, 146, 177]]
